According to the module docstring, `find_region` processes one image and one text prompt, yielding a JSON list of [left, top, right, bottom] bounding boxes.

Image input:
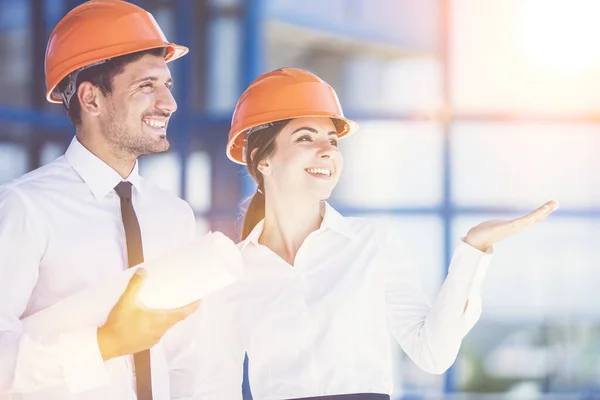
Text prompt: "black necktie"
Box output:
[[115, 181, 153, 400]]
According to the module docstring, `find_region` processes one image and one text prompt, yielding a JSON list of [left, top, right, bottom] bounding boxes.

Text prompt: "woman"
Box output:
[[194, 68, 558, 400]]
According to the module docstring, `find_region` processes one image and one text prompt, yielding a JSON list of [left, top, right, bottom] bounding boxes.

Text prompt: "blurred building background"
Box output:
[[1, 0, 600, 399]]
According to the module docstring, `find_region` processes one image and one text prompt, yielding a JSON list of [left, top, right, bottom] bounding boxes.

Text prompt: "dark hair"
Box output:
[[241, 120, 291, 240], [57, 47, 167, 126]]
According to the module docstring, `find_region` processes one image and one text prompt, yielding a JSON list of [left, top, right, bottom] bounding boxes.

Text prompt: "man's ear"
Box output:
[[77, 81, 102, 117]]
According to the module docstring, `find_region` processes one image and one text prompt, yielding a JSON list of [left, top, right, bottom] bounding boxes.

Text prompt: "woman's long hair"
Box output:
[[241, 120, 291, 240]]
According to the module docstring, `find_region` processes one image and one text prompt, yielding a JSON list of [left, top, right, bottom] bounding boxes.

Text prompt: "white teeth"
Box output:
[[144, 119, 166, 128], [307, 168, 331, 176]]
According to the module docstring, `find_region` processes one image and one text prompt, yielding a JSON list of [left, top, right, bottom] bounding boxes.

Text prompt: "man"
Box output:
[[0, 1, 200, 399]]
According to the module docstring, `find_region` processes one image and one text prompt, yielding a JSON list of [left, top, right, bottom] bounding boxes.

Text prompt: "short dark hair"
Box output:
[[57, 47, 167, 126]]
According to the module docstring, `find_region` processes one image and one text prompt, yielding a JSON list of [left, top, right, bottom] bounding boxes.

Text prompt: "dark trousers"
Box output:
[[286, 394, 390, 400]]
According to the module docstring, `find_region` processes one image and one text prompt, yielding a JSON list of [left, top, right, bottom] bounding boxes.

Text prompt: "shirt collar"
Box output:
[[239, 202, 357, 251], [64, 136, 142, 200], [320, 202, 358, 241], [240, 219, 265, 252]]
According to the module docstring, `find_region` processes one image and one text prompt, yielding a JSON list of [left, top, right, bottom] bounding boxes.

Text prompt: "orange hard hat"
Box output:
[[226, 67, 359, 164], [45, 0, 188, 104]]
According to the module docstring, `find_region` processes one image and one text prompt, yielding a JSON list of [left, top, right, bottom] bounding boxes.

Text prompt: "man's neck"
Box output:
[[76, 130, 136, 179]]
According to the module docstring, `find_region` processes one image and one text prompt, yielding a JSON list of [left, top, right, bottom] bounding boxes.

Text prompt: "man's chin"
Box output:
[[152, 142, 170, 154], [136, 139, 170, 157]]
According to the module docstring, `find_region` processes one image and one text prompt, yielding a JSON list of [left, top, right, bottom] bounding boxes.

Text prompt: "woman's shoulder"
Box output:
[[339, 215, 405, 246]]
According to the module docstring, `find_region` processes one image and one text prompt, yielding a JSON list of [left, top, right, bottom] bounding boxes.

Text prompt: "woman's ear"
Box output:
[[257, 158, 271, 176], [252, 148, 271, 176]]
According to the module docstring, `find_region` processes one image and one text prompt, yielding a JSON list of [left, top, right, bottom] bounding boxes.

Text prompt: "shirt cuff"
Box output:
[[448, 238, 494, 295], [58, 327, 109, 394], [448, 239, 493, 329]]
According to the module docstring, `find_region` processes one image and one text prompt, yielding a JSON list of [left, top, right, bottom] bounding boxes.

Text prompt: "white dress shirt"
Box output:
[[194, 203, 493, 400], [0, 137, 197, 400]]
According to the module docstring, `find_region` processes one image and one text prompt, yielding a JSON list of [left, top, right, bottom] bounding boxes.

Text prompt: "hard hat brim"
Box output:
[[46, 42, 188, 104], [226, 114, 359, 165]]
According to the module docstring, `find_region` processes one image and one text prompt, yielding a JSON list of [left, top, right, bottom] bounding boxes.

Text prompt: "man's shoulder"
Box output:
[[140, 178, 194, 215], [0, 157, 71, 197]]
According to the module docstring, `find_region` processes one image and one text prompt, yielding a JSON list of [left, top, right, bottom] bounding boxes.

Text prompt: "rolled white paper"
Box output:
[[136, 231, 243, 309], [22, 231, 243, 335]]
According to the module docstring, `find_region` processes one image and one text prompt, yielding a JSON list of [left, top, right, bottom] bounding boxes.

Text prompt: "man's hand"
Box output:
[[97, 268, 200, 361]]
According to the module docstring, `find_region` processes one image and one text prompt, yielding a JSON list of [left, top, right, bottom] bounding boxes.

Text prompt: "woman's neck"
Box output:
[[260, 196, 324, 266]]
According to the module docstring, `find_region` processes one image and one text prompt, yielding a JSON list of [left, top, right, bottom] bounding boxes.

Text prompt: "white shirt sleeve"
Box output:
[[383, 228, 493, 375], [164, 203, 200, 400], [0, 186, 109, 394], [192, 290, 244, 400], [162, 311, 201, 400]]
